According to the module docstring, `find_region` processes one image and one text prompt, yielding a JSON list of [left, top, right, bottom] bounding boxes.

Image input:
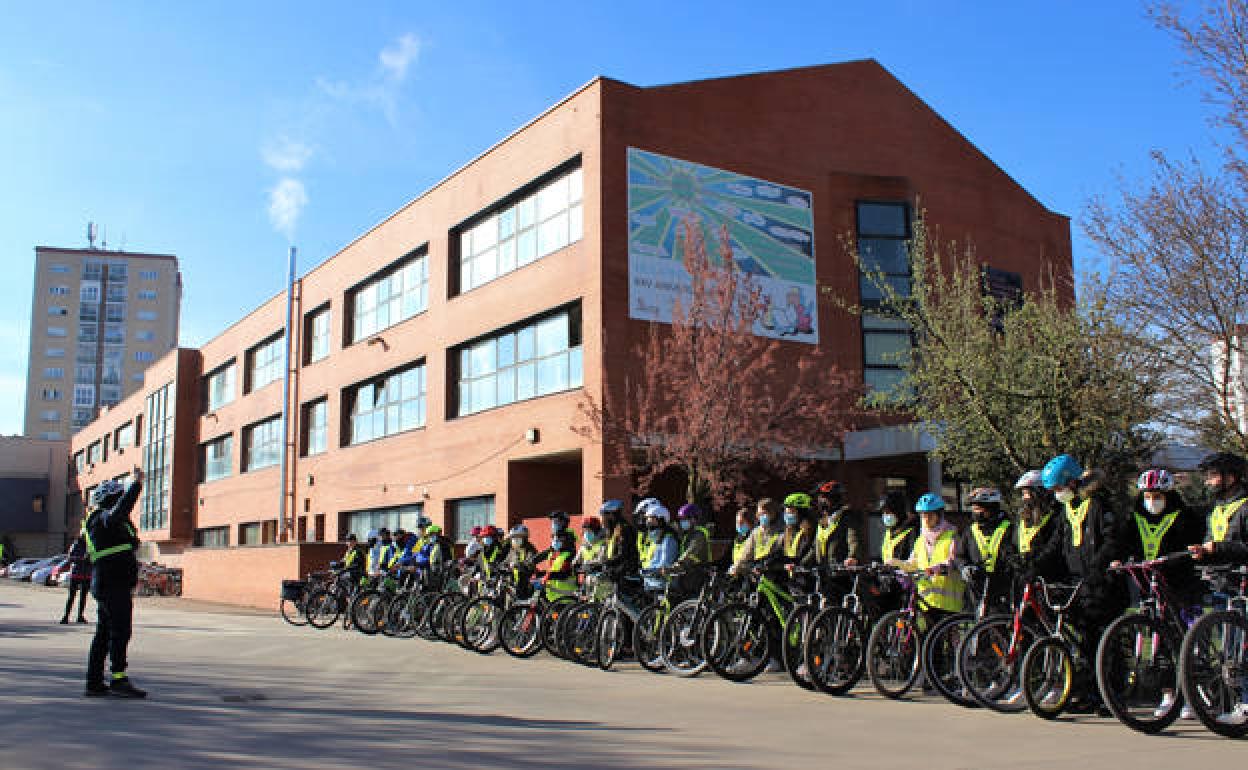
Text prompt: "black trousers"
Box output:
[[87, 580, 133, 682], [64, 579, 89, 619]]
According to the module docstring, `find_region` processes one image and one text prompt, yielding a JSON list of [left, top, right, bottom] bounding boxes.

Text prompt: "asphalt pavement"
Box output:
[[0, 580, 1242, 769]]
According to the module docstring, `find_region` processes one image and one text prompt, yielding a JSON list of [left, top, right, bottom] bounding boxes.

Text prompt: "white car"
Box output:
[[6, 558, 45, 580]]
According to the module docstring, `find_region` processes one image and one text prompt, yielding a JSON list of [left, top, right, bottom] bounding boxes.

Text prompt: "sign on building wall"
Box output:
[[627, 147, 818, 344]]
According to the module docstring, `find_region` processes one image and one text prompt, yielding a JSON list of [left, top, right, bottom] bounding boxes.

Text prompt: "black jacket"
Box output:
[[1032, 484, 1126, 604], [1208, 485, 1248, 564], [86, 480, 142, 588], [1017, 506, 1063, 580], [1120, 493, 1205, 605], [602, 522, 641, 575], [955, 514, 1019, 607]]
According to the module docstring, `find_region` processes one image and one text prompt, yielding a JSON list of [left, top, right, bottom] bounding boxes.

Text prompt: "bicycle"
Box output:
[[922, 566, 992, 708], [803, 564, 885, 696], [350, 570, 404, 635], [304, 568, 369, 630], [658, 567, 735, 677], [1180, 564, 1248, 738], [595, 572, 647, 671], [456, 565, 516, 654], [556, 568, 612, 666], [956, 575, 1055, 713], [634, 568, 686, 674], [497, 570, 577, 659], [699, 566, 796, 683], [1096, 552, 1197, 734], [1019, 579, 1086, 719], [865, 569, 940, 699], [781, 566, 836, 690], [279, 570, 329, 626]]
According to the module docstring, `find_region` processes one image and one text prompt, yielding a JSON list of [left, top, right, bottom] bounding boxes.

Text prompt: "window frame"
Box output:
[[856, 201, 915, 395], [245, 332, 285, 393], [345, 248, 429, 346], [202, 360, 237, 413], [201, 433, 234, 483], [242, 414, 283, 473], [304, 302, 332, 365], [301, 397, 328, 456], [341, 362, 426, 447]]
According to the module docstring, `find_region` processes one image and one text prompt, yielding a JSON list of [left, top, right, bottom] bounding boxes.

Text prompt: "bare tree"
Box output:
[[577, 217, 860, 510]]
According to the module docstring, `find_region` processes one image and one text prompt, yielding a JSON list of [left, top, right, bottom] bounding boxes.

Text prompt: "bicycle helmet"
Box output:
[[1013, 470, 1044, 490], [1136, 469, 1175, 492], [633, 497, 660, 518], [1041, 454, 1083, 490], [676, 503, 702, 521], [470, 525, 483, 537], [915, 493, 946, 513], [1198, 451, 1248, 479], [812, 480, 846, 507], [599, 499, 624, 515], [89, 479, 125, 509], [967, 487, 1004, 506], [877, 490, 910, 516], [509, 524, 529, 538], [783, 492, 813, 510], [645, 503, 671, 523], [581, 516, 603, 532], [365, 528, 380, 542], [426, 525, 442, 535]]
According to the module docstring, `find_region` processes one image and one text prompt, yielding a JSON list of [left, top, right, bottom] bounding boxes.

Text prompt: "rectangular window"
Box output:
[[201, 434, 233, 482], [246, 333, 284, 393], [139, 269, 159, 281], [105, 303, 126, 323], [136, 310, 157, 321], [243, 415, 283, 472], [100, 385, 122, 406], [134, 351, 154, 363], [49, 286, 69, 296], [47, 326, 67, 337], [456, 165, 583, 295], [137, 289, 157, 300], [79, 304, 99, 323], [348, 250, 428, 344], [107, 263, 127, 282], [203, 361, 236, 412], [75, 365, 95, 383], [73, 384, 95, 407], [72, 407, 94, 427], [302, 398, 328, 456], [78, 326, 97, 343], [194, 527, 229, 548], [857, 201, 913, 395], [46, 348, 65, 358], [49, 264, 69, 274], [47, 306, 67, 316], [449, 496, 494, 544], [305, 305, 331, 364], [135, 330, 155, 342], [43, 367, 64, 379], [339, 504, 424, 541], [140, 382, 174, 530], [239, 522, 263, 546], [42, 387, 63, 401], [80, 282, 100, 303], [344, 363, 425, 445], [454, 304, 582, 416], [40, 410, 59, 422], [73, 451, 85, 473], [87, 441, 101, 465], [115, 421, 134, 450], [40, 432, 62, 440], [107, 283, 127, 302], [104, 324, 125, 345]]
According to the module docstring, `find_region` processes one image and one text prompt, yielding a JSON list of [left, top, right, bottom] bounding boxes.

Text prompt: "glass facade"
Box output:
[[857, 202, 913, 395], [456, 306, 582, 416], [339, 504, 423, 541], [350, 253, 427, 344], [346, 364, 425, 445], [140, 381, 174, 531]]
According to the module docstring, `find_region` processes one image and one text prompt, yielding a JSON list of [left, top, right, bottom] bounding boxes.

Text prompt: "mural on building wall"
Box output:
[[626, 147, 818, 344]]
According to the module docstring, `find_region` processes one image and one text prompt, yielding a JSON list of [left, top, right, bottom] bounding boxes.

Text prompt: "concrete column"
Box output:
[[927, 456, 943, 495]]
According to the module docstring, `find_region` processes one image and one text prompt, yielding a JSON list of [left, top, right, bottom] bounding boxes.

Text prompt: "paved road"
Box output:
[[0, 580, 1242, 769]]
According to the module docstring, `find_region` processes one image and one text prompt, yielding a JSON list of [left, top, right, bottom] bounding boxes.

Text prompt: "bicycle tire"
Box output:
[[350, 590, 385, 635], [633, 605, 668, 673], [427, 592, 459, 643], [304, 589, 343, 630], [923, 612, 978, 708], [463, 597, 504, 654], [660, 598, 710, 678], [804, 606, 866, 696], [866, 610, 922, 698], [560, 601, 601, 665], [1021, 637, 1075, 719], [701, 602, 770, 683], [499, 603, 544, 658], [1179, 609, 1248, 739], [1095, 612, 1182, 734], [957, 614, 1038, 713], [442, 595, 470, 645], [782, 605, 816, 690], [384, 591, 420, 639], [279, 597, 309, 626], [542, 599, 574, 659], [597, 607, 624, 670]]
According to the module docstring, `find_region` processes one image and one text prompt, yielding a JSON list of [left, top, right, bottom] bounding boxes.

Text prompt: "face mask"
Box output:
[[483, 537, 495, 546], [784, 513, 799, 527], [510, 538, 523, 548], [736, 523, 750, 536], [679, 520, 693, 531], [1143, 498, 1166, 515], [758, 514, 770, 528], [1054, 488, 1075, 504], [584, 531, 598, 543], [881, 513, 898, 528]]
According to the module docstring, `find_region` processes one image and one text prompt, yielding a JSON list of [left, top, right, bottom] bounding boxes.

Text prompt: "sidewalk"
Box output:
[[0, 580, 1239, 769]]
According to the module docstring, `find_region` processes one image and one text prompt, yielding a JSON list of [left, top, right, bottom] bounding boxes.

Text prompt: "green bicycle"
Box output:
[[700, 567, 798, 682]]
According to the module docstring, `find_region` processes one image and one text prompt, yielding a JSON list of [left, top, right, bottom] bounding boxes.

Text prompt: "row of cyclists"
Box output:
[[321, 449, 1248, 735]]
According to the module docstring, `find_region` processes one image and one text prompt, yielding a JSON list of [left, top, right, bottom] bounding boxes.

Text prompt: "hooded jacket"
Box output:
[[1120, 491, 1205, 605]]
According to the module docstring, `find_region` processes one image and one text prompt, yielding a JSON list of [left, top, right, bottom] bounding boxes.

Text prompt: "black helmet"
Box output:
[[877, 490, 910, 516], [812, 480, 846, 509], [1198, 452, 1247, 479], [547, 510, 571, 524]]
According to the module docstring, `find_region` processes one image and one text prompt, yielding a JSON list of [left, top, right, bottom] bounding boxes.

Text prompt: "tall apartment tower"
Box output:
[[24, 245, 181, 439]]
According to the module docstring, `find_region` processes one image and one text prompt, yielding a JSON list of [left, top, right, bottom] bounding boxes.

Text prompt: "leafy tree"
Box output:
[[577, 217, 860, 510]]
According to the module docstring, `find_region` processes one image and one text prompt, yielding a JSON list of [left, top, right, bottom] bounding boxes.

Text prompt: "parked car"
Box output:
[[6, 558, 44, 580], [32, 557, 69, 586]]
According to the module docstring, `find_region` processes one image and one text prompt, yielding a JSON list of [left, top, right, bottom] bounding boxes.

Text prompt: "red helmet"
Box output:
[[581, 516, 603, 531], [470, 525, 483, 537]]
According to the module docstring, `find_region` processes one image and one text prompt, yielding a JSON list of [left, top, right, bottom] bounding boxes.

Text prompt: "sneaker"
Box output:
[[1153, 692, 1176, 719], [1003, 686, 1024, 705], [109, 676, 147, 699], [1180, 705, 1195, 720], [59, 617, 69, 625], [765, 659, 783, 673], [795, 663, 808, 679], [1216, 704, 1248, 726], [84, 682, 110, 697]]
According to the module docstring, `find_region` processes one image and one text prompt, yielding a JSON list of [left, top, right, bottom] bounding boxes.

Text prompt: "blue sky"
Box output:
[[0, 1, 1220, 435]]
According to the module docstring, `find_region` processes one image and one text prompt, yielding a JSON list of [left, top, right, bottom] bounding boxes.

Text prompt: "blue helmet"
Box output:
[[599, 499, 624, 515], [915, 493, 945, 513], [1041, 454, 1083, 490]]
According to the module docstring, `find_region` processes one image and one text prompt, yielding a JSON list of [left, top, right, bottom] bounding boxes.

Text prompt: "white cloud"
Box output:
[[262, 137, 314, 173], [379, 34, 420, 82], [268, 178, 308, 242]]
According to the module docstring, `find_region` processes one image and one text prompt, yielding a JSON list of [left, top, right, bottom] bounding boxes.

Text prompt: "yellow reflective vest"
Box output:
[[911, 530, 965, 613]]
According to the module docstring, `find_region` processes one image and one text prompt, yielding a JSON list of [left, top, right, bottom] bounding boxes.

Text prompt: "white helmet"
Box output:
[[1014, 470, 1044, 490], [644, 503, 671, 523], [633, 497, 659, 518]]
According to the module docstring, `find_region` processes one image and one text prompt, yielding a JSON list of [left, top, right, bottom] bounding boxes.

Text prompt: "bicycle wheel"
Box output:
[[701, 602, 770, 682], [440, 595, 469, 644], [499, 603, 544, 658], [279, 597, 309, 626], [660, 599, 709, 677], [384, 592, 420, 639], [427, 592, 459, 643], [1021, 638, 1075, 719], [560, 601, 601, 665], [804, 607, 866, 696], [1180, 609, 1248, 739], [305, 589, 343, 630], [1096, 613, 1181, 734], [866, 610, 922, 698], [957, 615, 1037, 713], [462, 597, 503, 654], [543, 599, 574, 659], [350, 590, 385, 635], [633, 605, 667, 673], [923, 612, 978, 708], [597, 607, 625, 671], [782, 605, 816, 690]]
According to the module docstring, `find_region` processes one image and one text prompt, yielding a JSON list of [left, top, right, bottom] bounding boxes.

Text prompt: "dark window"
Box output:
[[857, 202, 914, 395]]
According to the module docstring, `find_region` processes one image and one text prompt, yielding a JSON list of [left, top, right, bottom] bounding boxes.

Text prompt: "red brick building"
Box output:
[[68, 61, 1071, 607]]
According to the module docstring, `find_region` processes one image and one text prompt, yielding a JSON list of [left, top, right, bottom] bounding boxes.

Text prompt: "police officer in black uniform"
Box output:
[[82, 468, 147, 698]]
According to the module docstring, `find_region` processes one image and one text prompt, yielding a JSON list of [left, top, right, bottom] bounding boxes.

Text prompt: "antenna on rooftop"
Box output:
[[101, 225, 107, 250], [87, 222, 98, 249]]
